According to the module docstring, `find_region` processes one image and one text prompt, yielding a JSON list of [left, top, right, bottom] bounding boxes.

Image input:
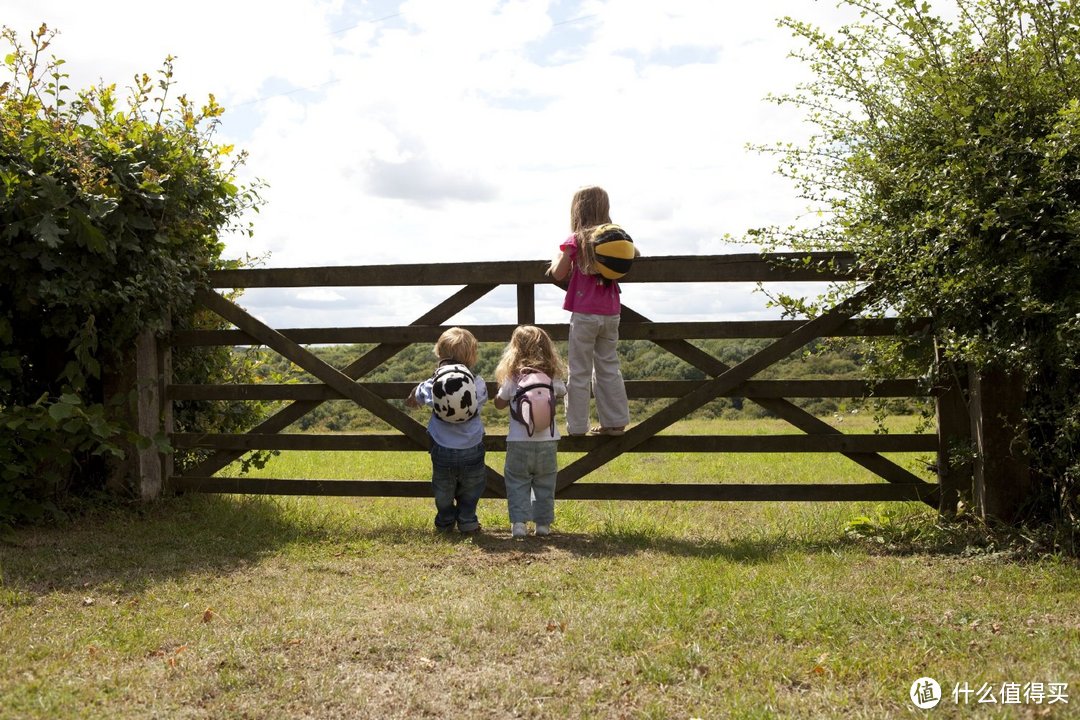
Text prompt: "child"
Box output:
[[493, 325, 567, 538], [548, 185, 633, 437], [406, 327, 489, 534]]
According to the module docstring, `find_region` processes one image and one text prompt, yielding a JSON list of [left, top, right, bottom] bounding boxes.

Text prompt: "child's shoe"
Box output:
[[511, 522, 528, 539], [534, 524, 551, 536]]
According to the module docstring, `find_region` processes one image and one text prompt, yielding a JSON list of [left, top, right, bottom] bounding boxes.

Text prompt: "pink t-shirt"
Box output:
[[560, 234, 621, 315]]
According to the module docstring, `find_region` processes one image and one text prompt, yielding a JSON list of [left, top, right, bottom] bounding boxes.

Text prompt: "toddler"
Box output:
[[406, 327, 488, 533], [493, 325, 567, 538]]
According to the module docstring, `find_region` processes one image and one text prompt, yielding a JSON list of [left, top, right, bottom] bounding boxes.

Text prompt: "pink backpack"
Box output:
[[509, 368, 556, 437]]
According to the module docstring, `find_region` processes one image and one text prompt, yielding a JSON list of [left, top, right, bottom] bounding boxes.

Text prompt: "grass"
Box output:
[[1, 418, 1078, 719]]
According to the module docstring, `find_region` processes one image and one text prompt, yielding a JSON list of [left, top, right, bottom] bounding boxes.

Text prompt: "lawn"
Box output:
[[1, 418, 1077, 719]]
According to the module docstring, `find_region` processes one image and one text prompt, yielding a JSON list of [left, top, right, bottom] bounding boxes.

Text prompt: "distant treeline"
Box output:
[[235, 339, 927, 433]]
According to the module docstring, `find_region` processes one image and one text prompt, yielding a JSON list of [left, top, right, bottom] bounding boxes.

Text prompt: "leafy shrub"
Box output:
[[757, 1, 1080, 529], [0, 25, 263, 525]]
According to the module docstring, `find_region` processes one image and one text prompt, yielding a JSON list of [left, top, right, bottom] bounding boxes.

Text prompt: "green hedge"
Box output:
[[0, 25, 264, 526]]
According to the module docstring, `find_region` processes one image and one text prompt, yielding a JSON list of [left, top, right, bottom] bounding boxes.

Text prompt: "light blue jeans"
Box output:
[[429, 441, 487, 532], [503, 440, 558, 525]]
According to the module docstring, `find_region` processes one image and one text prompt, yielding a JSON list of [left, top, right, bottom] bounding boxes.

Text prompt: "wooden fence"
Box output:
[[126, 253, 975, 510]]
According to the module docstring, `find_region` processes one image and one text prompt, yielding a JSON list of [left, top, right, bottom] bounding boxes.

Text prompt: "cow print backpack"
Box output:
[[430, 363, 479, 423]]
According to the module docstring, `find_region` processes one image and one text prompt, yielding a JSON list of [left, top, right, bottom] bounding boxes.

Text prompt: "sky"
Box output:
[[8, 1, 862, 330]]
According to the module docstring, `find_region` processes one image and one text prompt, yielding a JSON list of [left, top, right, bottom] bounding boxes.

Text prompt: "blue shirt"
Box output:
[[412, 373, 488, 449]]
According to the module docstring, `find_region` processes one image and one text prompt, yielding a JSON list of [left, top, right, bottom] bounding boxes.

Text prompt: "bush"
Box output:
[[0, 25, 263, 526], [757, 1, 1080, 529]]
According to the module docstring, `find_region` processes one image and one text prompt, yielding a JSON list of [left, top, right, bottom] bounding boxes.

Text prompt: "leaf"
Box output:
[[33, 214, 65, 248], [202, 607, 216, 623], [71, 210, 108, 253], [48, 402, 76, 421], [545, 620, 567, 633]]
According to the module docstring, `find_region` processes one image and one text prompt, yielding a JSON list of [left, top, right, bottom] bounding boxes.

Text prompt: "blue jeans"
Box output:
[[429, 441, 487, 532], [503, 441, 558, 525]]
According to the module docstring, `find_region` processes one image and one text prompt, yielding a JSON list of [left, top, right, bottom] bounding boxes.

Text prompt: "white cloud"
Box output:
[[10, 0, 862, 326]]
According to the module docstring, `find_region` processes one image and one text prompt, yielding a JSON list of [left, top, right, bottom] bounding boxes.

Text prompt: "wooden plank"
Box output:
[[170, 318, 928, 347], [170, 476, 937, 503], [172, 474, 506, 498], [555, 287, 878, 490], [183, 284, 497, 478], [167, 378, 932, 402], [205, 253, 859, 289], [172, 476, 437, 497], [171, 432, 937, 454], [557, 482, 939, 502]]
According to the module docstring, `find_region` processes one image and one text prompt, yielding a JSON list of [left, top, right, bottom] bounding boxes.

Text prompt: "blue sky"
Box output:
[[9, 1, 859, 329]]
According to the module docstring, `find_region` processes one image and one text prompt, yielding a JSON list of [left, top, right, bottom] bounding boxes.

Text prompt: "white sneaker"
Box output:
[[511, 522, 528, 538], [534, 524, 551, 536]]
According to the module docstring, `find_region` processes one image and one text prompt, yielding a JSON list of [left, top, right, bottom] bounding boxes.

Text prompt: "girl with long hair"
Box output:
[[548, 186, 633, 436]]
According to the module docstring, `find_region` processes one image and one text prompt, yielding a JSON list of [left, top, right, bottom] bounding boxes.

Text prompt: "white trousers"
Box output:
[[565, 312, 629, 435]]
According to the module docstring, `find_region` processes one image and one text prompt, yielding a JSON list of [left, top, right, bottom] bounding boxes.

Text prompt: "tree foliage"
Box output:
[[758, 0, 1080, 524], [0, 25, 264, 525]]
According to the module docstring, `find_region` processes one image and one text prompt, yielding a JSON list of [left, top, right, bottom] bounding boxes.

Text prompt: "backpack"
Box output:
[[430, 363, 479, 423], [589, 223, 635, 282], [509, 368, 556, 437]]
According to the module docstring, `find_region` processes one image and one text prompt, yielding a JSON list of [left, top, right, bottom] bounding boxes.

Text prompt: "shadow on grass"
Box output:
[[0, 493, 866, 598], [0, 493, 325, 596], [8, 493, 1056, 600], [459, 527, 854, 564]]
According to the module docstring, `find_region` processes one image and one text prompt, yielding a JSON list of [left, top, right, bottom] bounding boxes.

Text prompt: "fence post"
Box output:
[[159, 315, 174, 492], [516, 283, 535, 324], [106, 328, 164, 500], [968, 365, 1032, 523], [934, 350, 971, 516]]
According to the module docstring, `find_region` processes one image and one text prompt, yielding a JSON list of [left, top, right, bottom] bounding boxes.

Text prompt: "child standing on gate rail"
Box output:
[[406, 327, 489, 534], [548, 185, 636, 437], [493, 325, 567, 539]]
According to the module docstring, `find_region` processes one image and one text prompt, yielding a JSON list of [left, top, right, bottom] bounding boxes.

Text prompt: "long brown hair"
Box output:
[[495, 325, 565, 385], [569, 185, 611, 275]]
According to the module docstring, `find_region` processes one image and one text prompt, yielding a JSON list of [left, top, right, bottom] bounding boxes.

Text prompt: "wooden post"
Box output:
[[516, 283, 535, 324], [934, 346, 971, 516], [159, 316, 174, 493], [968, 365, 1032, 523], [106, 329, 164, 500]]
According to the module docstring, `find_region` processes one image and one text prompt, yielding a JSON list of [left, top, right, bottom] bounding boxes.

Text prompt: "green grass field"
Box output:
[[1, 418, 1077, 719]]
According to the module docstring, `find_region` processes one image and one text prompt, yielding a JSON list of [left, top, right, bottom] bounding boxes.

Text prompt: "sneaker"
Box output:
[[534, 524, 551, 536], [511, 522, 528, 539]]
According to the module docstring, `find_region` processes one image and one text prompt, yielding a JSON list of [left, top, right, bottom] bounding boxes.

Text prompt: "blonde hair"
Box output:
[[569, 185, 611, 276], [495, 325, 564, 385], [434, 327, 478, 367]]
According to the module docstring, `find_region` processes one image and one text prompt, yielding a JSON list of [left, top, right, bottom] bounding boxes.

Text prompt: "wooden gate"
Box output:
[[163, 253, 958, 507]]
